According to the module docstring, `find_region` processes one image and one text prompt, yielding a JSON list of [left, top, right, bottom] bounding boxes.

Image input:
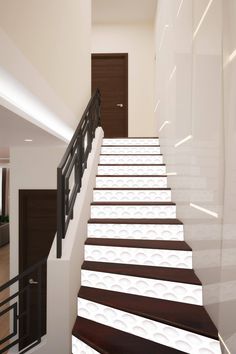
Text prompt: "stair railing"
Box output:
[[57, 89, 101, 258], [0, 90, 101, 354], [0, 258, 46, 354]]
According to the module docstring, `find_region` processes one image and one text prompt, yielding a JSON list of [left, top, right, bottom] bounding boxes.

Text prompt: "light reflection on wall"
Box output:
[[154, 0, 236, 352]]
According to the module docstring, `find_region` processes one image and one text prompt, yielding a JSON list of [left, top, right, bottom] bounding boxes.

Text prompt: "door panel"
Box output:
[[19, 190, 57, 349], [92, 54, 128, 138]]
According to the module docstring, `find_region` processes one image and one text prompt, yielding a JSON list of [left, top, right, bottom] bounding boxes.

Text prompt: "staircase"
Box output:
[[72, 138, 222, 354]]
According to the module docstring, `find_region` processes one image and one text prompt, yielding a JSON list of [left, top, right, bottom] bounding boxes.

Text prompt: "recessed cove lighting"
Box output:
[[24, 139, 33, 142]]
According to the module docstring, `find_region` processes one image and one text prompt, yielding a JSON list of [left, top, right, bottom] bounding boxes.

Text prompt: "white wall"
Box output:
[[92, 24, 155, 137], [0, 0, 91, 138], [154, 1, 236, 352]]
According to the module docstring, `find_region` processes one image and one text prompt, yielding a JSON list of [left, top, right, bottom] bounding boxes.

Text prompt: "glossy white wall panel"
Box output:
[[154, 0, 236, 352], [218, 1, 236, 351]]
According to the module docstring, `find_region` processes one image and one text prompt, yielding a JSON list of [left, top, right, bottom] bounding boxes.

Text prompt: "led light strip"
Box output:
[[218, 334, 231, 354], [169, 66, 177, 82], [154, 100, 160, 113], [177, 0, 184, 18], [159, 121, 170, 132], [167, 172, 177, 176], [193, 0, 214, 39], [159, 25, 169, 51], [174, 135, 192, 148], [190, 203, 218, 218], [0, 67, 73, 142]]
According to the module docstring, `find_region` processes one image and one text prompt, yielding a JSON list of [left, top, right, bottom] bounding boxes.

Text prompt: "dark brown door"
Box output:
[[19, 190, 57, 349], [92, 53, 128, 138]]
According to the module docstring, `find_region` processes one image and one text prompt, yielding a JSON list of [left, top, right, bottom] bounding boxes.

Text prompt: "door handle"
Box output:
[[29, 278, 38, 285], [116, 103, 124, 107]]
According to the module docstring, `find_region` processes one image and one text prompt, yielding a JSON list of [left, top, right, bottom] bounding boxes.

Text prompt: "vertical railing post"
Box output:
[[57, 168, 65, 258]]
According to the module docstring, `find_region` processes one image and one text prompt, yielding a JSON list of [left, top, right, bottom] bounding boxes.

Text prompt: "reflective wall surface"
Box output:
[[155, 0, 236, 352]]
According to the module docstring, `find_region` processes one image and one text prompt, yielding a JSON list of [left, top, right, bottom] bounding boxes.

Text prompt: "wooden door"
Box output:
[[19, 190, 57, 349], [92, 53, 128, 138]]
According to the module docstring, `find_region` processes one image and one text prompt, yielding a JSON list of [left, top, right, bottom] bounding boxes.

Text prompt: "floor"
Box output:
[[0, 243, 10, 352]]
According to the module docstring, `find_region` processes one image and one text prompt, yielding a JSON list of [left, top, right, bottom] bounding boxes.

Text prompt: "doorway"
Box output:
[[19, 190, 57, 349], [92, 53, 128, 138]]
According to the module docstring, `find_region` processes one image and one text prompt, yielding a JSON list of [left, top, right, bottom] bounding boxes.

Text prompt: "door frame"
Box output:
[[92, 53, 129, 137]]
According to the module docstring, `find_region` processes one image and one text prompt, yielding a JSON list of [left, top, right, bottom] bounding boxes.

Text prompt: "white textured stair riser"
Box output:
[[102, 138, 160, 145], [81, 270, 202, 305], [97, 165, 166, 175], [77, 298, 222, 354], [93, 189, 172, 202], [91, 205, 176, 219], [87, 223, 184, 240], [84, 245, 192, 269], [96, 176, 168, 188], [72, 336, 99, 354], [101, 146, 161, 154], [100, 155, 164, 165]]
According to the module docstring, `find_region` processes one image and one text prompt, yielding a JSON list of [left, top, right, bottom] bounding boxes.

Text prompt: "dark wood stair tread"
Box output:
[[94, 187, 171, 190], [104, 137, 159, 139], [91, 201, 175, 206], [88, 218, 183, 224], [73, 316, 185, 354], [79, 287, 218, 340], [100, 154, 163, 156], [85, 238, 191, 251], [96, 174, 167, 177], [98, 163, 166, 166], [82, 261, 201, 285], [102, 145, 161, 147]]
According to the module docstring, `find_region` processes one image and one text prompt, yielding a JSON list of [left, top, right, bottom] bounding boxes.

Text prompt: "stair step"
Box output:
[[97, 164, 166, 175], [93, 188, 172, 202], [87, 218, 184, 240], [81, 261, 202, 305], [96, 175, 168, 188], [101, 146, 161, 155], [100, 154, 164, 164], [72, 316, 185, 354], [79, 286, 219, 339], [84, 238, 192, 268], [77, 289, 221, 354], [90, 202, 176, 219], [102, 138, 160, 145], [85, 238, 191, 250]]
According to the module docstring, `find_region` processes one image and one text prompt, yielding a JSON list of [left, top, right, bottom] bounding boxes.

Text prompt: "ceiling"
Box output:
[[0, 104, 65, 162], [92, 0, 157, 25]]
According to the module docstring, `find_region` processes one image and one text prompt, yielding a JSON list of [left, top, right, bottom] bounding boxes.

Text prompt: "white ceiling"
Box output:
[[0, 104, 65, 161], [92, 0, 157, 25]]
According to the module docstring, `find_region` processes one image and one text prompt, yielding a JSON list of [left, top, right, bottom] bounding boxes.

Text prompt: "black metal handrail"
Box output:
[[0, 258, 46, 354], [57, 89, 101, 258]]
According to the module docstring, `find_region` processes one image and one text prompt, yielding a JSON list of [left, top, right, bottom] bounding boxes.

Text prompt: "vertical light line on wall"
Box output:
[[193, 0, 214, 39], [169, 66, 177, 82], [154, 100, 160, 113], [177, 0, 184, 18], [159, 25, 169, 51]]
